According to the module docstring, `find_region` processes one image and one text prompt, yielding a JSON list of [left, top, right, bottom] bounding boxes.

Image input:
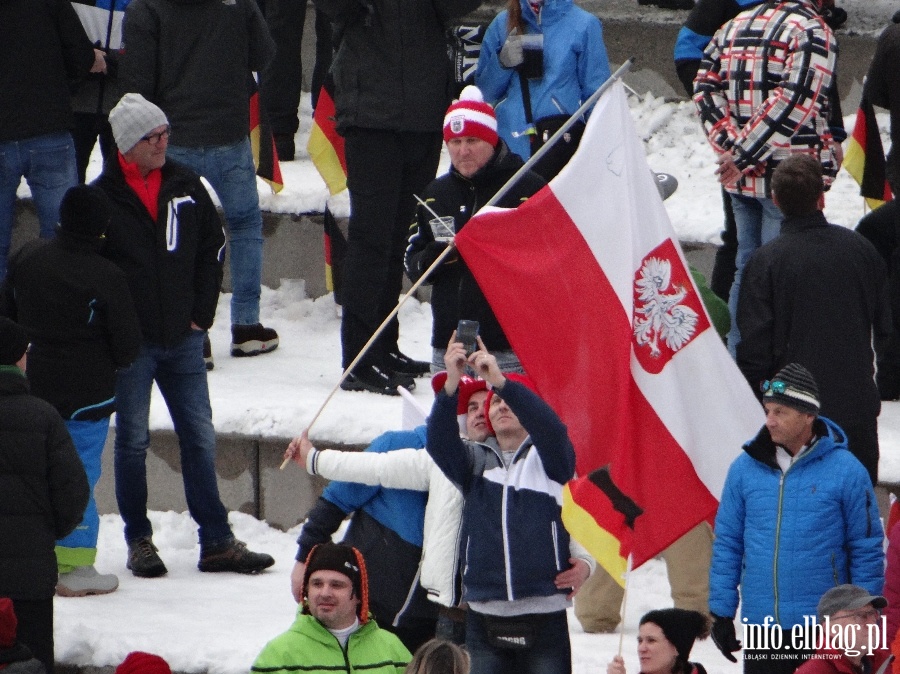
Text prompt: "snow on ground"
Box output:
[[15, 75, 898, 674]]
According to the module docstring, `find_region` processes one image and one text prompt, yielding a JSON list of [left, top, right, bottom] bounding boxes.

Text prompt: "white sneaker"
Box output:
[[56, 565, 119, 597]]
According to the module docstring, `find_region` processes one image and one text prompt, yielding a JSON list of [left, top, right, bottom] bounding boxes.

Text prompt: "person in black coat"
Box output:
[[405, 86, 546, 374], [736, 154, 890, 485], [1, 184, 141, 597], [0, 317, 89, 674]]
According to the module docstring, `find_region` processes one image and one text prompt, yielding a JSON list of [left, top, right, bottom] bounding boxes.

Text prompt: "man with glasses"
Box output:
[[93, 93, 274, 578], [794, 585, 891, 674], [708, 362, 884, 674]]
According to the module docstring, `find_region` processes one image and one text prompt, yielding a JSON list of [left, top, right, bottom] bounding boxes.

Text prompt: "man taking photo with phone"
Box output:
[[405, 86, 545, 376]]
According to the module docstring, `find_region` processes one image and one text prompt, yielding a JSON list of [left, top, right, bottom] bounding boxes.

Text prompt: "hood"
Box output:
[[520, 0, 573, 29]]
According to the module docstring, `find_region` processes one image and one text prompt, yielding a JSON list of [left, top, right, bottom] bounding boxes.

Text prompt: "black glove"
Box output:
[[419, 241, 451, 276], [822, 6, 847, 30], [710, 614, 741, 663]]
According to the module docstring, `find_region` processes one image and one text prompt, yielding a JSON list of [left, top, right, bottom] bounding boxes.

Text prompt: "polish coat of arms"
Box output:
[[632, 239, 710, 374]]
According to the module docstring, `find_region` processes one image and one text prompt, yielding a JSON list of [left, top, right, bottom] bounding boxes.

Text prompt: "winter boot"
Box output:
[[56, 566, 119, 597], [126, 537, 168, 578], [231, 323, 279, 357], [198, 539, 274, 574]]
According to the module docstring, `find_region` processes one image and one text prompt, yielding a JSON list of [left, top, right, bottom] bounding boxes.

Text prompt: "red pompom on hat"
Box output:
[[431, 371, 490, 415], [115, 652, 172, 674], [443, 86, 498, 146], [0, 598, 17, 649]]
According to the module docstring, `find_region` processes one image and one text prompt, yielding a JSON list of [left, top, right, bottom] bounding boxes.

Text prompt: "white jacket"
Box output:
[[307, 446, 595, 607]]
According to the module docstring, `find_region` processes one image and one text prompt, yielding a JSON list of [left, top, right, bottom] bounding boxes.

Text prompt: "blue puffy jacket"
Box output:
[[475, 0, 610, 161], [709, 416, 884, 628]]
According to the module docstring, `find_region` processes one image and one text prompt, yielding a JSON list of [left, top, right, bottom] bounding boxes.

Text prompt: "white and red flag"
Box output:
[[454, 81, 763, 585]]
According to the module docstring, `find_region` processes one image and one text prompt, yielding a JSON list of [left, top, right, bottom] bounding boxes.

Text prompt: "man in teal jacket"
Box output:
[[251, 543, 410, 674]]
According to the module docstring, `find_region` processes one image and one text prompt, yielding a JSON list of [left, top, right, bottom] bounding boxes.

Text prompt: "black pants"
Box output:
[[12, 598, 54, 674], [339, 128, 442, 369], [257, 0, 308, 139], [71, 112, 114, 184], [711, 186, 738, 302]]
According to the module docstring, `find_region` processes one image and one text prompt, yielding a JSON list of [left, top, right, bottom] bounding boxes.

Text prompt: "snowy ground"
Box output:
[[16, 76, 899, 674]]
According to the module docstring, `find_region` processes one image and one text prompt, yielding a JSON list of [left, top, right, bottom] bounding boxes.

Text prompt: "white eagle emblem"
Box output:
[[633, 257, 699, 358], [450, 116, 466, 134]]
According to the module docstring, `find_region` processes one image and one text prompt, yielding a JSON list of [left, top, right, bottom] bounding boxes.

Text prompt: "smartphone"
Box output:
[[457, 319, 480, 355]]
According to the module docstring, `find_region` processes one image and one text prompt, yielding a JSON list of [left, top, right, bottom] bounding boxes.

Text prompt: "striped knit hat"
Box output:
[[762, 363, 820, 415], [443, 86, 498, 146], [302, 543, 370, 624]]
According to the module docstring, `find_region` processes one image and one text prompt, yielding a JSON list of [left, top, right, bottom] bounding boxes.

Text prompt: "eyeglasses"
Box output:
[[761, 380, 786, 394], [831, 608, 881, 622], [141, 126, 170, 145]]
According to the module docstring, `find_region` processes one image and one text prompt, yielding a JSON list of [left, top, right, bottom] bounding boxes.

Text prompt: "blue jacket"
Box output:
[[426, 380, 575, 602], [475, 0, 610, 161], [709, 417, 884, 628]]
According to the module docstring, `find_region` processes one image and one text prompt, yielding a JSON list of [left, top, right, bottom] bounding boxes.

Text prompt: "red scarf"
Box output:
[[117, 152, 161, 220]]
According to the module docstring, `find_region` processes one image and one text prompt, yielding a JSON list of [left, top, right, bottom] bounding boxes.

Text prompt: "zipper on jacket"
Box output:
[[551, 521, 561, 571]]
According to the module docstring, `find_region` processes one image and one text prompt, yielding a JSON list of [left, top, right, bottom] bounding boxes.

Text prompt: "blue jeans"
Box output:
[[0, 132, 77, 282], [57, 418, 110, 571], [726, 193, 783, 356], [466, 610, 571, 674], [114, 330, 232, 547], [166, 140, 263, 326]]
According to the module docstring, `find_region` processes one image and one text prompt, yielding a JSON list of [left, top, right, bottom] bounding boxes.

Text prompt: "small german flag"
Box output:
[[323, 207, 347, 304], [307, 73, 347, 196], [845, 93, 892, 210], [249, 75, 284, 194], [561, 466, 643, 588]]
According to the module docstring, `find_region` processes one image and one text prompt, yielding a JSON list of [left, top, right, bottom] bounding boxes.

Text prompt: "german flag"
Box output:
[[845, 93, 892, 210], [307, 73, 347, 195], [249, 75, 284, 194], [562, 467, 642, 587]]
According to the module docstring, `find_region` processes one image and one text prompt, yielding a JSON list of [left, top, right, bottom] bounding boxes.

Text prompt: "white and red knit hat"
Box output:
[[443, 86, 498, 146]]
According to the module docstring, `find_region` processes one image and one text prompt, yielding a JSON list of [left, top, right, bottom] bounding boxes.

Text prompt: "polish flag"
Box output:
[[454, 81, 763, 583]]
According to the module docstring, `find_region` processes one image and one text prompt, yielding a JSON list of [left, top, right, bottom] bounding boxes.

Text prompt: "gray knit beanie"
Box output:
[[762, 363, 820, 415], [109, 93, 169, 154]]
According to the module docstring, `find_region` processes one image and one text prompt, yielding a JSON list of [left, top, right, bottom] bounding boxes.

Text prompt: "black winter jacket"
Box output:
[[864, 20, 900, 194], [857, 201, 900, 333], [0, 369, 89, 599], [94, 156, 225, 348], [405, 142, 545, 350], [318, 0, 480, 132], [737, 211, 890, 426], [0, 0, 95, 142], [1, 232, 141, 420], [121, 0, 274, 146]]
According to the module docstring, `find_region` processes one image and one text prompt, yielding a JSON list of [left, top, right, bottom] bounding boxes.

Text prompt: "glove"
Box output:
[[821, 6, 847, 30], [498, 32, 524, 69], [710, 614, 741, 663], [420, 241, 450, 276]]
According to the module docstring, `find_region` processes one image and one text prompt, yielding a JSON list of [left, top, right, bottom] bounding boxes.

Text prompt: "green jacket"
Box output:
[[251, 612, 410, 674]]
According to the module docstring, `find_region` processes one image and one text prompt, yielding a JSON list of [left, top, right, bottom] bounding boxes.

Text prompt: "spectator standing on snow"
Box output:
[[0, 599, 46, 674], [0, 184, 141, 598], [708, 363, 884, 674], [0, 317, 89, 674], [737, 154, 889, 485], [405, 86, 545, 374], [95, 93, 274, 579], [120, 0, 280, 360], [320, 0, 481, 396], [693, 0, 838, 356], [0, 0, 106, 283]]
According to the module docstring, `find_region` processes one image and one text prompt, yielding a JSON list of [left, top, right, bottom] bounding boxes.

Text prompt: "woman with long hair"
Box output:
[[405, 639, 470, 674]]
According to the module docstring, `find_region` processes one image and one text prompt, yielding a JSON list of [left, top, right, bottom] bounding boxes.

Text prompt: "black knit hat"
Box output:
[[640, 608, 709, 663], [762, 363, 820, 415], [302, 543, 370, 624], [0, 318, 28, 366], [59, 185, 110, 240]]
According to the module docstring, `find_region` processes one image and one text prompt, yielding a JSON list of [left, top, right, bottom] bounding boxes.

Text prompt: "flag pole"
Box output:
[[281, 58, 636, 469], [617, 554, 634, 657]]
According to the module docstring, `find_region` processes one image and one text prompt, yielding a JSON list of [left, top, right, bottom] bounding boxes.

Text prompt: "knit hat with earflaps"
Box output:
[[301, 543, 370, 624]]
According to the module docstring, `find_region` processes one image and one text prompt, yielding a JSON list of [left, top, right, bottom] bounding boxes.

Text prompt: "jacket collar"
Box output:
[[743, 416, 844, 468], [781, 211, 829, 235], [0, 367, 28, 396]]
